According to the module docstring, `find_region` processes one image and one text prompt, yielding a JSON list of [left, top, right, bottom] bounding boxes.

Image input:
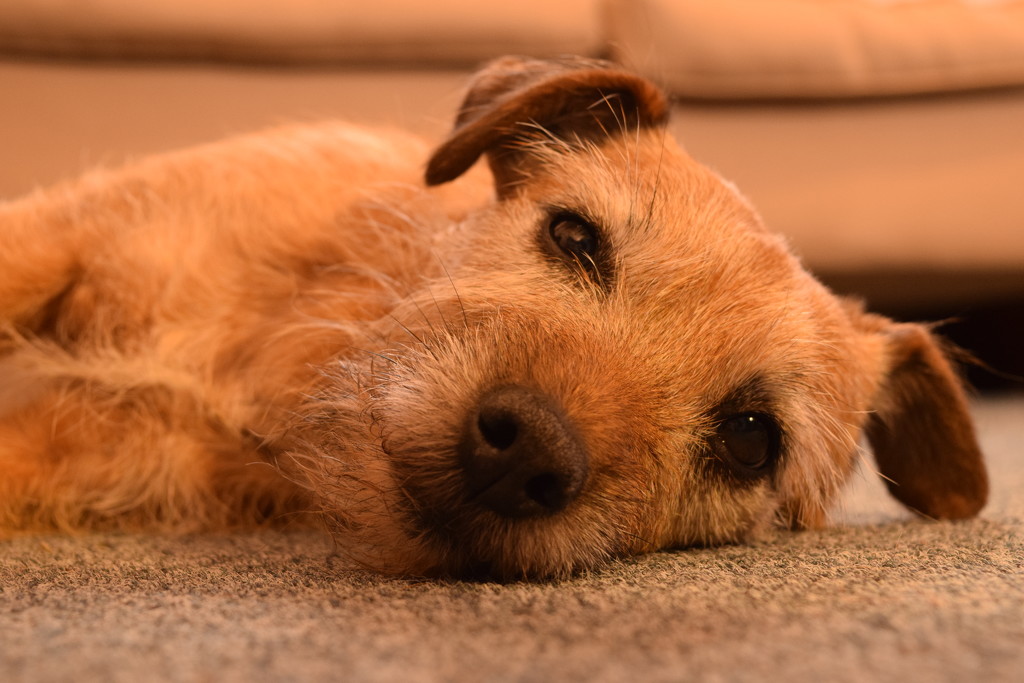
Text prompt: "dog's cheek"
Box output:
[[372, 345, 479, 520], [647, 444, 781, 550], [769, 387, 870, 529]]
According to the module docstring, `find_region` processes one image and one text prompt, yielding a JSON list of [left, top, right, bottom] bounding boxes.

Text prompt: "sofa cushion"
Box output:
[[0, 0, 602, 64], [608, 0, 1024, 98]]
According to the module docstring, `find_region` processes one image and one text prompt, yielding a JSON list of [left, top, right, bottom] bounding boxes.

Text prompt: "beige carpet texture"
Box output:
[[2, 396, 1021, 682]]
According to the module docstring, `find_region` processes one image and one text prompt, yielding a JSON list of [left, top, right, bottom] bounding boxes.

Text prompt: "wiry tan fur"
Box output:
[[0, 57, 987, 580]]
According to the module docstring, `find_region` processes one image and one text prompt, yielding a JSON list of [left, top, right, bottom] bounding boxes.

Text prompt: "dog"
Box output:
[[0, 56, 988, 580]]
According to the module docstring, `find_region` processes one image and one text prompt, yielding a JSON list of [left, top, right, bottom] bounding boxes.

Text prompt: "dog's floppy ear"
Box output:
[[857, 311, 988, 520], [425, 56, 669, 194]]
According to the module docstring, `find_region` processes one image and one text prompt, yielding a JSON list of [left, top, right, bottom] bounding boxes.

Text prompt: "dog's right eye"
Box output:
[[547, 212, 600, 275], [709, 412, 781, 479]]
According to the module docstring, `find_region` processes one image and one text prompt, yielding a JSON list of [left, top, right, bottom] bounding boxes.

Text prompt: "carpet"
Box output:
[[2, 396, 1021, 682]]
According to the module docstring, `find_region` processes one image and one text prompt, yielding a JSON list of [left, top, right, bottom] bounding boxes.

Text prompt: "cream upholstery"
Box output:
[[608, 0, 1024, 98], [0, 0, 602, 62]]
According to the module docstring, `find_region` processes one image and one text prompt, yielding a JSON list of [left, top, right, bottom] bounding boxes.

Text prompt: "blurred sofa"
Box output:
[[2, 0, 1022, 387]]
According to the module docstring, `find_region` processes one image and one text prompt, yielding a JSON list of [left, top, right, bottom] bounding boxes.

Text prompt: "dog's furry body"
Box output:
[[0, 58, 987, 579]]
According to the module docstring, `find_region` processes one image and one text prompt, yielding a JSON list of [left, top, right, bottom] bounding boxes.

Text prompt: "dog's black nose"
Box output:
[[459, 385, 589, 518]]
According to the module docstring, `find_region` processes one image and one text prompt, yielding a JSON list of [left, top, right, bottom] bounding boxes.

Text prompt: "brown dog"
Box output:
[[0, 57, 987, 579]]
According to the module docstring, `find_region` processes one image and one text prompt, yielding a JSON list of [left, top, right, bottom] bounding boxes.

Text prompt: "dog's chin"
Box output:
[[376, 449, 637, 582], [401, 503, 612, 582], [318, 491, 613, 582]]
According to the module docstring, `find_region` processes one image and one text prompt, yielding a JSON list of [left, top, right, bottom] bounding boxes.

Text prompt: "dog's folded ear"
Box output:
[[856, 312, 989, 520], [425, 56, 670, 194]]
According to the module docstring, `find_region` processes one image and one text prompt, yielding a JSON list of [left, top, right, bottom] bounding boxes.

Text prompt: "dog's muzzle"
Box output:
[[459, 385, 589, 518]]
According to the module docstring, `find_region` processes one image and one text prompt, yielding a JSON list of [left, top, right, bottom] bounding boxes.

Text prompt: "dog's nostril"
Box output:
[[460, 385, 589, 519], [478, 413, 518, 450], [523, 473, 566, 509]]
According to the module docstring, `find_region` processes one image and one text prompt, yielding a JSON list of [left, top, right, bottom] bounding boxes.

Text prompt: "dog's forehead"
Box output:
[[532, 132, 810, 308], [531, 133, 786, 261], [521, 132, 851, 401]]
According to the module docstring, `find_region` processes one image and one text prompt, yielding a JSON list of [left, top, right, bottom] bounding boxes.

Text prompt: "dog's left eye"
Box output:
[[710, 413, 781, 477], [548, 212, 599, 270]]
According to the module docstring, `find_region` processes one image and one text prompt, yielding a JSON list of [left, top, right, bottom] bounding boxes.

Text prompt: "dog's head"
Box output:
[[316, 57, 987, 580]]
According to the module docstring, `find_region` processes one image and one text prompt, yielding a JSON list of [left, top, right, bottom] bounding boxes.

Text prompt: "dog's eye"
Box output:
[[548, 212, 599, 268], [710, 413, 781, 477]]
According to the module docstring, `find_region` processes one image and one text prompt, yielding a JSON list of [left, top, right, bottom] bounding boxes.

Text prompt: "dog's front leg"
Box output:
[[0, 174, 123, 332], [1, 196, 76, 329]]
